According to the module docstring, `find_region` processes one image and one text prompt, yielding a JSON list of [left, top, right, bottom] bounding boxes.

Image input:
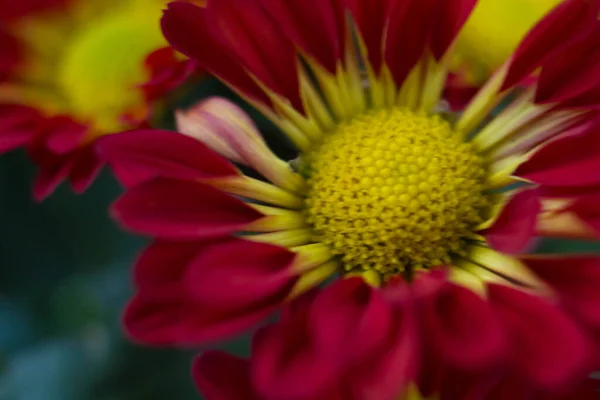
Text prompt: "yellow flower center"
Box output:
[[303, 109, 490, 278], [7, 1, 166, 133]]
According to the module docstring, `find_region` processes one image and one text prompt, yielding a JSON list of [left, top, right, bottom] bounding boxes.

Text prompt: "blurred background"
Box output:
[[0, 78, 272, 400]]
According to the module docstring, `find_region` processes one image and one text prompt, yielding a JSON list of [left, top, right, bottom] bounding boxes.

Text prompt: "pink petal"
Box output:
[[516, 124, 600, 187], [161, 2, 272, 107], [97, 129, 238, 187], [207, 0, 303, 112], [309, 278, 393, 363], [184, 238, 297, 308], [259, 0, 342, 74], [484, 189, 541, 254], [421, 282, 506, 369], [111, 178, 263, 239], [193, 351, 261, 400], [488, 284, 589, 389], [524, 256, 600, 328], [502, 0, 600, 91]]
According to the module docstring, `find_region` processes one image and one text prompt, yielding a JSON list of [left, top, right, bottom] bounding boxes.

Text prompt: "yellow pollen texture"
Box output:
[[303, 109, 489, 278]]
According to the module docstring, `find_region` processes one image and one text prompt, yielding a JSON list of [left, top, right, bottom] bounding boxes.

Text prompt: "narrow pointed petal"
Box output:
[[111, 178, 263, 239], [483, 189, 541, 254], [523, 256, 600, 328], [161, 2, 271, 107], [502, 0, 600, 90], [516, 124, 600, 187], [176, 98, 302, 190], [488, 284, 589, 389], [207, 0, 303, 111], [193, 351, 261, 400], [97, 129, 238, 187], [421, 282, 506, 369], [184, 238, 297, 308], [259, 0, 342, 73]]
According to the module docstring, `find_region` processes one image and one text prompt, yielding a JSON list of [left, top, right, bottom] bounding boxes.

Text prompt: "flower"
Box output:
[[99, 0, 600, 397], [191, 315, 600, 400], [0, 0, 200, 200], [445, 0, 562, 109]]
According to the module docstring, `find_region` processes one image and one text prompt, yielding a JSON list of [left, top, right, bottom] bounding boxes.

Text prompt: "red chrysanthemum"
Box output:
[[98, 0, 600, 398], [0, 0, 200, 200]]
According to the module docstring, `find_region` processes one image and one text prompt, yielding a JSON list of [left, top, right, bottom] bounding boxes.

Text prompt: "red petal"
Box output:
[[134, 240, 209, 290], [535, 26, 600, 105], [429, 0, 477, 60], [111, 178, 263, 239], [524, 256, 600, 328], [193, 351, 261, 400], [384, 0, 433, 85], [488, 284, 589, 389], [484, 189, 541, 254], [0, 104, 41, 152], [352, 302, 420, 400], [345, 0, 393, 74], [569, 192, 600, 234], [421, 282, 506, 369], [310, 278, 393, 363], [140, 46, 199, 102], [0, 28, 22, 80], [251, 311, 338, 400], [184, 238, 297, 308], [43, 115, 88, 154], [161, 2, 272, 107], [97, 129, 238, 187], [68, 144, 103, 194], [259, 0, 342, 74], [124, 288, 279, 346], [502, 0, 600, 91], [207, 0, 303, 112], [28, 148, 75, 202], [516, 124, 600, 187]]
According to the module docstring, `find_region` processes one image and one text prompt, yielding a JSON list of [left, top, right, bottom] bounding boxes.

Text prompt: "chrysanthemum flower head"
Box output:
[[0, 0, 199, 199], [100, 0, 600, 398]]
